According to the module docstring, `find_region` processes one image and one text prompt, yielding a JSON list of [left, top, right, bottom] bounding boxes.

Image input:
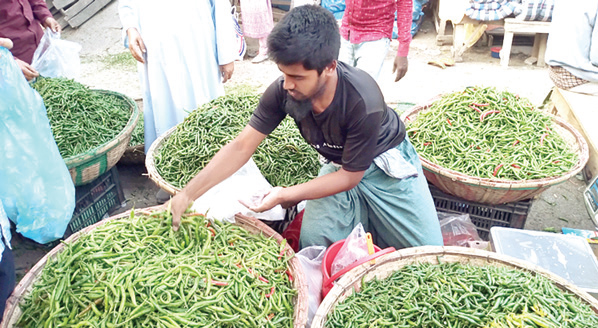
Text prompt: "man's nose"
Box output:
[[283, 78, 294, 91]]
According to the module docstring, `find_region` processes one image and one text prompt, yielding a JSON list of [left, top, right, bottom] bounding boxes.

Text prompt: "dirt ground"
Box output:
[[10, 2, 597, 280]]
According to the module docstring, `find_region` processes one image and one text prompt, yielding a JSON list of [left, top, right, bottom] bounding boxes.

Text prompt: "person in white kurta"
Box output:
[[118, 0, 238, 153]]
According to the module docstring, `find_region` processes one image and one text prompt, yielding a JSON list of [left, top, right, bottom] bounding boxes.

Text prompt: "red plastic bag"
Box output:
[[282, 209, 304, 252], [438, 212, 482, 247]]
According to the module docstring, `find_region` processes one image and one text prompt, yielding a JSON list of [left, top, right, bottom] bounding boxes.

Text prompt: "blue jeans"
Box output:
[[338, 37, 390, 82]]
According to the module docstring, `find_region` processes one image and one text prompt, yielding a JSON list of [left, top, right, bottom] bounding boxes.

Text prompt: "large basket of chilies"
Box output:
[[32, 77, 140, 186], [401, 86, 589, 204], [312, 246, 598, 328], [1, 207, 308, 328], [146, 87, 320, 195]]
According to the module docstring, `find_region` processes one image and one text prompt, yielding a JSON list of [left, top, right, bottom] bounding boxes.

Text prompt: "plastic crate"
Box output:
[[65, 166, 125, 238], [429, 184, 532, 241]]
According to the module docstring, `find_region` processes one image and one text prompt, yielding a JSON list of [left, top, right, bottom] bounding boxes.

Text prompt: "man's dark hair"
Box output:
[[267, 5, 340, 74]]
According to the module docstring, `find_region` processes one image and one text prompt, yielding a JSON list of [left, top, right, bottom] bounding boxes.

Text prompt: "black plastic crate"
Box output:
[[429, 184, 532, 241], [65, 166, 125, 238]]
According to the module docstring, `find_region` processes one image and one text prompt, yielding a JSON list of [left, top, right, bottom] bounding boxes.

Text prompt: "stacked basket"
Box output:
[[64, 90, 140, 186]]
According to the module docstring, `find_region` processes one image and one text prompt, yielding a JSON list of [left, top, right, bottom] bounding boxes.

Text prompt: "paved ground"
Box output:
[[10, 2, 598, 281]]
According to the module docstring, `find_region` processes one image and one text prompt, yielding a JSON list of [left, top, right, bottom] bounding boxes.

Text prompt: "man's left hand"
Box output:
[[392, 56, 408, 82], [220, 62, 234, 83], [44, 17, 61, 33]]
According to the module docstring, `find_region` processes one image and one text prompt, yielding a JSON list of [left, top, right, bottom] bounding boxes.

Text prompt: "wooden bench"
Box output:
[[549, 87, 598, 178], [500, 18, 551, 67]]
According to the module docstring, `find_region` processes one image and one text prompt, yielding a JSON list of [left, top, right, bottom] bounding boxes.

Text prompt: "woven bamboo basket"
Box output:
[[145, 125, 182, 195], [312, 246, 598, 328], [64, 90, 140, 186], [1, 207, 308, 328], [401, 101, 589, 204]]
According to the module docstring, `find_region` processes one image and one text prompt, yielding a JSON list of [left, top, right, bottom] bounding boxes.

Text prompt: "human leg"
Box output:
[[299, 164, 368, 249], [358, 139, 443, 249], [252, 37, 269, 63], [353, 38, 390, 81], [338, 37, 357, 67], [0, 246, 16, 322]]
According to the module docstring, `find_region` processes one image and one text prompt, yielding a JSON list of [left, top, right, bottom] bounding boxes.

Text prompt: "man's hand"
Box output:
[[126, 28, 146, 63], [392, 56, 408, 82], [44, 17, 61, 33], [0, 37, 13, 49], [220, 62, 234, 83], [239, 187, 297, 213], [16, 58, 39, 80], [167, 191, 193, 231]]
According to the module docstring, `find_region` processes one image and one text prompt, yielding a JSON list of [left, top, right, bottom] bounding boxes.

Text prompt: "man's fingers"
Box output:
[[172, 215, 180, 231]]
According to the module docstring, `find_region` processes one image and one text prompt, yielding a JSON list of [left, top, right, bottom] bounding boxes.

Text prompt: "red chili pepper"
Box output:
[[446, 118, 452, 126], [423, 142, 432, 146], [480, 110, 500, 122], [208, 227, 216, 237], [545, 126, 551, 132], [511, 164, 521, 169], [405, 117, 411, 122], [267, 313, 275, 321], [472, 102, 489, 107], [411, 131, 417, 136], [209, 279, 228, 286], [515, 94, 520, 99], [277, 248, 286, 260], [469, 105, 482, 113], [285, 269, 294, 282], [540, 132, 549, 146], [265, 286, 275, 298], [553, 160, 561, 164], [512, 140, 520, 146], [493, 164, 504, 176], [258, 276, 270, 284], [476, 146, 481, 150]]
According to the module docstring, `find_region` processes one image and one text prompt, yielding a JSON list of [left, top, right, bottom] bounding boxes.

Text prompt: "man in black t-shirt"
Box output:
[[169, 5, 442, 249]]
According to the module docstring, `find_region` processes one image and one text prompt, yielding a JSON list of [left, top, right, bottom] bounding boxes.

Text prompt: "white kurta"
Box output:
[[118, 0, 237, 152]]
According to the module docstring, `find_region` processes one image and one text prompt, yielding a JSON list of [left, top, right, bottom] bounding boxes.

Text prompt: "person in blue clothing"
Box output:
[[168, 5, 442, 250]]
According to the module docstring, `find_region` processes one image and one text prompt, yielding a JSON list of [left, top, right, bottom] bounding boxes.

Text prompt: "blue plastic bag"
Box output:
[[0, 46, 75, 244]]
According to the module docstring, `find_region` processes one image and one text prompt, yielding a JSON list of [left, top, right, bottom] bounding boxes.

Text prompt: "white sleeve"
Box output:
[[213, 0, 238, 65], [118, 0, 140, 48]]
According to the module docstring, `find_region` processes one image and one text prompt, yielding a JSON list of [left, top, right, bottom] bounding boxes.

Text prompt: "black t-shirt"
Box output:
[[248, 62, 406, 172]]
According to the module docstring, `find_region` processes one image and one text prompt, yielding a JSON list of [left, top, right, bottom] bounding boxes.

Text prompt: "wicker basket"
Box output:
[[312, 246, 598, 328], [402, 102, 589, 204], [64, 90, 140, 186], [0, 207, 308, 328], [145, 125, 181, 195]]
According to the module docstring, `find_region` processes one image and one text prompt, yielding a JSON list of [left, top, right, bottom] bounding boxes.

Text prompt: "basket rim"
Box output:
[[63, 89, 140, 167], [145, 125, 182, 195], [312, 246, 598, 327], [401, 100, 590, 190], [1, 208, 308, 328]]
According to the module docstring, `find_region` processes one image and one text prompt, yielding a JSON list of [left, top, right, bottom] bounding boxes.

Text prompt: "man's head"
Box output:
[[268, 5, 340, 102], [268, 5, 340, 74]]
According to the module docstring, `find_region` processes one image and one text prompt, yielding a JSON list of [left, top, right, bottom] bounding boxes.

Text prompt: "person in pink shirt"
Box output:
[[339, 0, 412, 82]]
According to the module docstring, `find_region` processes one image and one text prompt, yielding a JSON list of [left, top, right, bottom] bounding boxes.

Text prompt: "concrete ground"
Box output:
[[10, 2, 598, 281]]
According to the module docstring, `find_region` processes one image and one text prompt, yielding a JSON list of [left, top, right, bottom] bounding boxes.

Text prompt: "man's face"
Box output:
[[277, 63, 326, 101]]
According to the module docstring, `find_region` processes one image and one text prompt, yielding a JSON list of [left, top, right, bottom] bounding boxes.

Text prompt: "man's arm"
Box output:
[[243, 168, 365, 213], [392, 0, 413, 82], [28, 0, 59, 32], [169, 125, 267, 230]]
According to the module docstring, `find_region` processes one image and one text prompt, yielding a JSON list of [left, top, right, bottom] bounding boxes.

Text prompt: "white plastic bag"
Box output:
[[330, 223, 370, 276], [296, 246, 326, 328], [190, 158, 285, 222], [31, 28, 81, 79]]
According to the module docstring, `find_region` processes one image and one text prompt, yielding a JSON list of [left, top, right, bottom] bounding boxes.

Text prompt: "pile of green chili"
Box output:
[[32, 77, 132, 158], [154, 88, 320, 188], [17, 211, 296, 328], [326, 261, 598, 328], [407, 86, 578, 180]]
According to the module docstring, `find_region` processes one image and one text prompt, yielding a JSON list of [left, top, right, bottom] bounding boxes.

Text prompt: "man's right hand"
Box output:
[[168, 191, 193, 231], [126, 28, 146, 63], [16, 58, 39, 81]]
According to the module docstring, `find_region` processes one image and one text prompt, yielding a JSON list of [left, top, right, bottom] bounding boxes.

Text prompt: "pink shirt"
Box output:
[[340, 0, 413, 57]]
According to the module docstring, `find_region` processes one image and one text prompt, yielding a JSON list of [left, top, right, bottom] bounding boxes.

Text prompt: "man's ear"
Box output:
[[325, 60, 337, 76]]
